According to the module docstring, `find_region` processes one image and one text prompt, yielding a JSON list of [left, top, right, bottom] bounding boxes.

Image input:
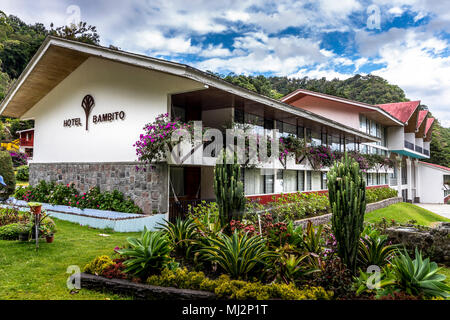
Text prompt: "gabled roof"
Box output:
[[425, 117, 435, 135], [419, 161, 450, 173], [280, 88, 404, 126], [417, 110, 428, 129], [377, 101, 421, 124], [0, 36, 379, 143]]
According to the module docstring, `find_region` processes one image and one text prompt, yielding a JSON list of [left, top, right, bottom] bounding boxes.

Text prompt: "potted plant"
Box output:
[[28, 202, 42, 216], [40, 225, 54, 243], [17, 223, 30, 241]]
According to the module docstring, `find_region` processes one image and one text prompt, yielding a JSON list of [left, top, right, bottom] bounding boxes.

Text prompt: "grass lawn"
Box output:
[[365, 202, 450, 226], [0, 218, 139, 300]]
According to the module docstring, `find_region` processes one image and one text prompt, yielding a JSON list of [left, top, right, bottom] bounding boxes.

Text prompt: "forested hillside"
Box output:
[[0, 10, 448, 167]]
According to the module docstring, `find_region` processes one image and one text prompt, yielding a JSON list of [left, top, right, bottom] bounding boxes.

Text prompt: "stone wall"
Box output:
[[294, 197, 403, 228], [29, 162, 168, 215], [385, 223, 450, 263]]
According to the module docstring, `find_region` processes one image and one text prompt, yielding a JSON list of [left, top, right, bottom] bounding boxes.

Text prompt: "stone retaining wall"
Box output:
[[385, 223, 450, 263], [77, 273, 216, 300], [29, 162, 168, 215], [294, 197, 403, 228]]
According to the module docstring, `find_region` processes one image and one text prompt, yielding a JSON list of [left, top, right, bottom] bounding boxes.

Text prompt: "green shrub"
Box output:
[[83, 255, 114, 275], [118, 229, 173, 279], [13, 182, 142, 214], [0, 222, 29, 240], [158, 217, 197, 255], [188, 201, 221, 234], [270, 192, 330, 221], [357, 225, 399, 269], [16, 165, 29, 182], [366, 187, 398, 203], [197, 231, 274, 279], [146, 267, 332, 300], [0, 150, 16, 200]]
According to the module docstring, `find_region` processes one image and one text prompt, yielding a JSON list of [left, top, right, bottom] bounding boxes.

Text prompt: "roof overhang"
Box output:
[[281, 89, 404, 127], [0, 36, 378, 143]]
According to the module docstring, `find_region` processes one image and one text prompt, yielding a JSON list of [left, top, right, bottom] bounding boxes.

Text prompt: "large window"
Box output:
[[306, 171, 312, 191], [265, 173, 275, 194], [298, 170, 305, 191], [244, 169, 264, 195], [283, 170, 297, 192], [321, 172, 328, 190]]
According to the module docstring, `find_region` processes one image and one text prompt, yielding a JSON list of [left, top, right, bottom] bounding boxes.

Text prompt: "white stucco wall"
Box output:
[[387, 126, 405, 150], [22, 57, 204, 163], [418, 164, 445, 203]]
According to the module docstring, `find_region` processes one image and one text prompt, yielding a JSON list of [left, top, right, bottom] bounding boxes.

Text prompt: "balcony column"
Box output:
[[414, 159, 420, 203], [396, 156, 402, 198], [406, 157, 412, 202]]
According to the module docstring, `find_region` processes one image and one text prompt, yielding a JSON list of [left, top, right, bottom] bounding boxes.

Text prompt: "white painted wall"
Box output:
[[22, 57, 204, 163], [418, 164, 445, 203], [387, 126, 404, 150]]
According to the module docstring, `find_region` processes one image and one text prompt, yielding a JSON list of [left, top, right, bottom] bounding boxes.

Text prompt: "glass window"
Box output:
[[321, 172, 328, 190], [370, 120, 377, 136], [284, 123, 297, 136], [346, 136, 355, 151], [244, 169, 264, 195], [283, 170, 297, 192], [331, 135, 340, 151], [298, 170, 305, 191], [172, 106, 186, 122], [297, 126, 304, 138], [265, 173, 275, 194], [360, 115, 367, 132], [264, 119, 274, 130], [311, 130, 321, 146], [368, 173, 373, 186], [305, 128, 312, 144], [234, 108, 244, 124], [306, 171, 312, 191], [170, 167, 185, 197]]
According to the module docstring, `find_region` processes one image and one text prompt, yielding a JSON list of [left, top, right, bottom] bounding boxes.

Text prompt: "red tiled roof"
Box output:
[[425, 117, 435, 134], [419, 161, 450, 172], [416, 110, 428, 129], [377, 101, 421, 123]]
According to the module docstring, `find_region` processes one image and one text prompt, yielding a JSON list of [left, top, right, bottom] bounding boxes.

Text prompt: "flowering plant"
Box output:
[[134, 113, 192, 167], [307, 145, 335, 170]]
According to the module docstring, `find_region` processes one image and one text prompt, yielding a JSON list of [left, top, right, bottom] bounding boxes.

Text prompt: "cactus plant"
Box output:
[[327, 152, 366, 273], [214, 153, 246, 229]]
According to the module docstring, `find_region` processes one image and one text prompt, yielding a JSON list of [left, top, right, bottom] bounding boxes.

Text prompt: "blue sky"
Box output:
[[2, 0, 450, 127]]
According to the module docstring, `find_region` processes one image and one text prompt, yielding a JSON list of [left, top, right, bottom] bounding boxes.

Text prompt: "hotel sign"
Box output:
[[63, 95, 126, 131]]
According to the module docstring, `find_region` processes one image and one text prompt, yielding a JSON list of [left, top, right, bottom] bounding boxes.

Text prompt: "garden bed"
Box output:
[[294, 196, 402, 228], [77, 273, 216, 300]]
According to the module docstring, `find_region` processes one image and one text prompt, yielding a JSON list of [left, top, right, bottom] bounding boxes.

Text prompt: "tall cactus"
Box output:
[[214, 153, 245, 229], [327, 152, 366, 273]]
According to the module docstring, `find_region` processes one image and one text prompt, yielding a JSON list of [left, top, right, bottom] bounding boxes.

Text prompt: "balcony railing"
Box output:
[[415, 145, 423, 153], [423, 149, 430, 156], [404, 140, 415, 150]]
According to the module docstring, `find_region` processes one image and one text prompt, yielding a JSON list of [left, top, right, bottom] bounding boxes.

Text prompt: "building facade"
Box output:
[[0, 36, 446, 217]]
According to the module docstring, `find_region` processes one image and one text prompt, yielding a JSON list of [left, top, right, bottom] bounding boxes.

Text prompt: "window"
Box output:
[[367, 173, 373, 186], [321, 172, 328, 190], [283, 170, 297, 192], [331, 135, 340, 151], [297, 126, 304, 138], [305, 128, 312, 144], [170, 167, 185, 197], [306, 171, 312, 191], [172, 106, 186, 122], [244, 169, 264, 195], [370, 120, 377, 136], [234, 108, 244, 124], [360, 115, 367, 132], [245, 113, 265, 135], [283, 123, 297, 136], [298, 170, 305, 191], [311, 130, 321, 146], [380, 173, 387, 185], [264, 173, 275, 194], [345, 136, 355, 151]]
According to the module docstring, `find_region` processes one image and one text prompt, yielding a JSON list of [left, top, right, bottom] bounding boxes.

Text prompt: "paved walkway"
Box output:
[[416, 203, 450, 219]]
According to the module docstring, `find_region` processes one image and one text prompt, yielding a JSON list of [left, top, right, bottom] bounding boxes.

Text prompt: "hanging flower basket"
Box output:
[[28, 202, 42, 216]]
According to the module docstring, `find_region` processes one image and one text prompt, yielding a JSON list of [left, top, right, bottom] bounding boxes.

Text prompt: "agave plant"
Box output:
[[118, 228, 172, 279], [197, 230, 274, 279], [390, 248, 450, 298], [158, 217, 197, 255], [357, 233, 399, 270]]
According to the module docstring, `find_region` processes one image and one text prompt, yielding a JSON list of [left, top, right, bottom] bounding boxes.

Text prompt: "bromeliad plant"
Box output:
[[118, 228, 174, 280], [158, 217, 198, 256], [197, 231, 274, 279]]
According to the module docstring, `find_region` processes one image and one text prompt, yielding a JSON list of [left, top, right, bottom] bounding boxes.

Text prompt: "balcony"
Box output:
[[423, 149, 430, 156], [19, 138, 34, 147], [415, 145, 423, 153], [404, 140, 415, 150]]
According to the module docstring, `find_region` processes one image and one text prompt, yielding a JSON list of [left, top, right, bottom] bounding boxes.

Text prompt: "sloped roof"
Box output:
[[419, 161, 450, 172], [417, 110, 429, 129], [377, 101, 421, 123], [425, 117, 435, 134]]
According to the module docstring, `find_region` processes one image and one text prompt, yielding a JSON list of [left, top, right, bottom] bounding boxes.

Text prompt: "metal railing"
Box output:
[[404, 140, 415, 150], [168, 198, 215, 222]]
